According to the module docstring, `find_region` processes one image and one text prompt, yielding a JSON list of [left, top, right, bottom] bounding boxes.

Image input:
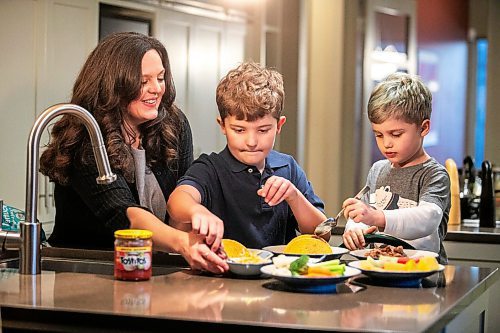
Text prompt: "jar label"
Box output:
[[115, 247, 152, 272]]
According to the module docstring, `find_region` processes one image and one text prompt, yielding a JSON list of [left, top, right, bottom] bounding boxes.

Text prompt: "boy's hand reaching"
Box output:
[[342, 225, 377, 250], [257, 176, 298, 206], [190, 208, 225, 252]]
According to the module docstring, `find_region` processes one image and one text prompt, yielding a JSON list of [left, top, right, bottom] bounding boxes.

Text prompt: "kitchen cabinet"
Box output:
[[0, 0, 98, 234], [330, 224, 500, 333], [157, 8, 246, 157], [444, 240, 500, 333]]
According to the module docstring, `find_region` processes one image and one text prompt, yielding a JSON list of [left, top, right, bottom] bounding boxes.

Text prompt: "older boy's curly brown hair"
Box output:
[[216, 62, 284, 122]]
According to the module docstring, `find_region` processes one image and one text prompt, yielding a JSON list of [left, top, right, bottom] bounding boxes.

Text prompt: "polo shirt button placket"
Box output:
[[248, 168, 253, 173]]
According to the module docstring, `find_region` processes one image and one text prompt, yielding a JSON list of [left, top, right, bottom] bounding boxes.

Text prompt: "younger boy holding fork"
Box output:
[[342, 72, 451, 264]]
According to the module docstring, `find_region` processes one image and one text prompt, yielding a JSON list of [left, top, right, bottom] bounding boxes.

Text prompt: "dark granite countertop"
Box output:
[[0, 253, 497, 333], [445, 219, 500, 243]]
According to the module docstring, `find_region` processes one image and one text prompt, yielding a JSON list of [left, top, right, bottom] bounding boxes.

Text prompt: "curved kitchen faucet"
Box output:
[[1, 104, 116, 274]]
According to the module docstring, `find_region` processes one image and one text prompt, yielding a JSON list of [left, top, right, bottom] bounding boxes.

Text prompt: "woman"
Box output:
[[40, 32, 227, 274]]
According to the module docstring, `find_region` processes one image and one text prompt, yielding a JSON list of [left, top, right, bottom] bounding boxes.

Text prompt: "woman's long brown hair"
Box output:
[[40, 32, 183, 184]]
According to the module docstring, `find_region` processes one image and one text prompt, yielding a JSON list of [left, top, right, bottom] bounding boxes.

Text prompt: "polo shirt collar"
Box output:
[[221, 146, 288, 173]]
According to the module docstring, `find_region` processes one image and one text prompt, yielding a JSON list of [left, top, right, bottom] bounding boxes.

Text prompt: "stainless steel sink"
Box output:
[[1, 257, 182, 276], [0, 247, 188, 276]]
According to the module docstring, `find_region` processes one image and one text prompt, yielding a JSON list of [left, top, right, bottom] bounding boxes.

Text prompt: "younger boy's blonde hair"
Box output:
[[368, 72, 432, 125], [216, 62, 284, 122]]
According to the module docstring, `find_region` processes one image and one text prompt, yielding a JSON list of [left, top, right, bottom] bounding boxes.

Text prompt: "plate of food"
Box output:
[[348, 256, 444, 287], [260, 255, 361, 293], [222, 239, 274, 277], [349, 245, 439, 260], [226, 249, 274, 276], [263, 235, 349, 260]]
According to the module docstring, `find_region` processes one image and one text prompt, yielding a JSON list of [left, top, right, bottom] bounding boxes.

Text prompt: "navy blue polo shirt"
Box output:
[[177, 146, 325, 249]]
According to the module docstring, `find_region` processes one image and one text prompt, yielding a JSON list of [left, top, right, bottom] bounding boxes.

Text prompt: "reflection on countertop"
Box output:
[[0, 262, 497, 332]]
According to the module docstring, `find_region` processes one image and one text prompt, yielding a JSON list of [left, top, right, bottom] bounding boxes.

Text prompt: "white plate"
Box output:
[[348, 260, 445, 287], [349, 249, 439, 260], [262, 245, 349, 260], [260, 264, 361, 293], [226, 249, 273, 276]]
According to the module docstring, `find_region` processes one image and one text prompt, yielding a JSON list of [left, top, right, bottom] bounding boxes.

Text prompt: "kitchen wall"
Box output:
[[302, 0, 500, 215]]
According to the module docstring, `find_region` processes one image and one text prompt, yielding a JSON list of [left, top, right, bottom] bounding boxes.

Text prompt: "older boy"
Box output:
[[342, 72, 450, 264], [167, 62, 327, 252]]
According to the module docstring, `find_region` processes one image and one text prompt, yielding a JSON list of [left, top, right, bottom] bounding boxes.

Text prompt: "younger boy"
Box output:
[[342, 72, 450, 264], [167, 62, 327, 252]]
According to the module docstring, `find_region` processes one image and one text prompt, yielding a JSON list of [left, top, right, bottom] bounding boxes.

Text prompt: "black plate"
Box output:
[[339, 233, 415, 249]]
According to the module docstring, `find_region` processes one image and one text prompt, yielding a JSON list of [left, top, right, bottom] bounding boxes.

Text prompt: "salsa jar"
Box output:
[[114, 229, 153, 281]]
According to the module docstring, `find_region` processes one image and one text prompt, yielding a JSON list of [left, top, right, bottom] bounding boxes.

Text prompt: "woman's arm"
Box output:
[[70, 161, 142, 230], [127, 206, 228, 273]]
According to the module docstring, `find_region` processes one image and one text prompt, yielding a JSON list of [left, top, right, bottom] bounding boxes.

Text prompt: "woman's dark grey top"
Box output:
[[48, 113, 193, 250]]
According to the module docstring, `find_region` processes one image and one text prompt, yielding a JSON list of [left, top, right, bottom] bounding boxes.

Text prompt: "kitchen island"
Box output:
[[331, 220, 500, 333], [0, 249, 497, 333]]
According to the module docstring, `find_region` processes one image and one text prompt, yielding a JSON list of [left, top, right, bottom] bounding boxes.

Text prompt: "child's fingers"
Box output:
[[364, 226, 377, 234], [191, 217, 203, 234], [266, 178, 282, 199], [260, 177, 278, 200], [354, 229, 366, 248], [344, 229, 366, 249], [344, 204, 355, 220], [267, 182, 290, 205], [342, 234, 356, 250], [197, 218, 209, 236], [209, 222, 224, 251], [203, 219, 223, 247]]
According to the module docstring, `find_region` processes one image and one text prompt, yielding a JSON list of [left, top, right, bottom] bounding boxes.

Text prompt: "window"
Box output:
[[474, 39, 488, 165]]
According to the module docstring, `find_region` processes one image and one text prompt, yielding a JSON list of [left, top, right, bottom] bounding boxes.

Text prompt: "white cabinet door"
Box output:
[[0, 0, 98, 232], [36, 0, 98, 229], [0, 0, 41, 212], [158, 9, 246, 157], [36, 0, 98, 112]]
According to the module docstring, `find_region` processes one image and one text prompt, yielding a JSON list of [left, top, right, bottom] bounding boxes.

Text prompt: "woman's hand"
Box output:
[[342, 226, 377, 250], [182, 233, 229, 274]]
